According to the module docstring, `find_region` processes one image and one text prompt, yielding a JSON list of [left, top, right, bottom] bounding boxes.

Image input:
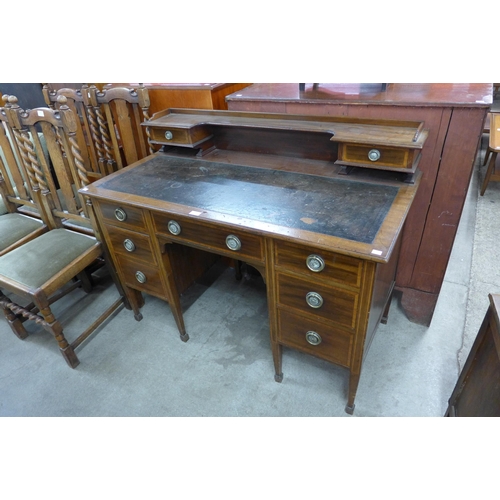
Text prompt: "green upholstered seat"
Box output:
[[0, 213, 44, 251], [0, 228, 98, 288]]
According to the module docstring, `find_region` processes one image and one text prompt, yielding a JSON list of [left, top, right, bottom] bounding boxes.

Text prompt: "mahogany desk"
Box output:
[[81, 109, 423, 413], [226, 83, 493, 325]]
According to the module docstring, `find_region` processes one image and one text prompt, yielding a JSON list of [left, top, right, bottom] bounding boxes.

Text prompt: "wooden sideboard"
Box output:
[[81, 109, 424, 413], [445, 294, 500, 416], [226, 83, 493, 326]]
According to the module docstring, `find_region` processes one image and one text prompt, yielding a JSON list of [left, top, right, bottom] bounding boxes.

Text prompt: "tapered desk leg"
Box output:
[[162, 246, 188, 342], [272, 341, 283, 382], [345, 371, 360, 415]]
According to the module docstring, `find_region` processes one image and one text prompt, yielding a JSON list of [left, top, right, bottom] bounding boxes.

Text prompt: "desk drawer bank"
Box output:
[[82, 110, 424, 414]]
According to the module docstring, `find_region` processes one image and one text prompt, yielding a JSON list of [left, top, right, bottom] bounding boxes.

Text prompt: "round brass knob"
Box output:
[[226, 235, 241, 251], [123, 239, 136, 252], [368, 149, 381, 161], [165, 131, 173, 140], [306, 291, 323, 308], [135, 271, 147, 284], [168, 220, 181, 235], [114, 208, 127, 221], [305, 331, 322, 346], [306, 254, 325, 272]]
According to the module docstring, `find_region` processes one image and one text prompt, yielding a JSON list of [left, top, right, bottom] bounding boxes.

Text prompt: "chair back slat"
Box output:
[[113, 98, 139, 165], [103, 102, 124, 170], [31, 122, 64, 212]]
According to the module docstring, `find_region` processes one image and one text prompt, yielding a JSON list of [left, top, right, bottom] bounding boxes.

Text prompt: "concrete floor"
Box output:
[[0, 140, 498, 418]]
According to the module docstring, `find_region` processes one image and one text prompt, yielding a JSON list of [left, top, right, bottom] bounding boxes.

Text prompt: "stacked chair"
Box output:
[[0, 95, 47, 255], [0, 94, 129, 368], [43, 83, 154, 178], [42, 84, 102, 181], [85, 83, 154, 173]]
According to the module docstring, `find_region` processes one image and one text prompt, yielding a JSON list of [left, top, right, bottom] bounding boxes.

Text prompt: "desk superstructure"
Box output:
[[82, 109, 425, 413]]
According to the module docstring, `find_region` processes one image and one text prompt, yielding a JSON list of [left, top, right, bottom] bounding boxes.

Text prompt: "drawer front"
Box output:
[[149, 125, 209, 147], [275, 240, 362, 288], [278, 310, 352, 367], [98, 202, 147, 232], [341, 143, 410, 169], [150, 126, 191, 145], [116, 254, 165, 297], [154, 213, 264, 262], [106, 224, 156, 264], [277, 273, 358, 331]]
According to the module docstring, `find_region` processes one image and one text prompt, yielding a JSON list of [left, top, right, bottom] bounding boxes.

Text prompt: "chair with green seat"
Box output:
[[0, 95, 47, 256], [0, 95, 129, 368]]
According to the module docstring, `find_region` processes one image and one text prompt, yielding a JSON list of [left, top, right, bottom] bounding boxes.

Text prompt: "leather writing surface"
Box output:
[[100, 156, 398, 244]]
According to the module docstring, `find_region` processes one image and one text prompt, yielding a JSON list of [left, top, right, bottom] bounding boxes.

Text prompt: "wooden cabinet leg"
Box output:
[[271, 341, 283, 382], [481, 151, 498, 196], [121, 286, 144, 321], [162, 248, 188, 342], [345, 371, 360, 415], [398, 287, 438, 327], [381, 289, 394, 325]]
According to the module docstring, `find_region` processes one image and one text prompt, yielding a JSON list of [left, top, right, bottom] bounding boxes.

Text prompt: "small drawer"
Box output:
[[274, 240, 362, 288], [148, 125, 210, 147], [278, 310, 352, 367], [105, 225, 156, 264], [149, 127, 191, 145], [98, 202, 147, 232], [277, 273, 358, 331], [154, 213, 264, 263], [116, 254, 165, 297], [338, 143, 412, 170]]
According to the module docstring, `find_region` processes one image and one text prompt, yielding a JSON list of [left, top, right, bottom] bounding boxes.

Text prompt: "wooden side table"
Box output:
[[226, 83, 493, 326], [445, 294, 500, 417]]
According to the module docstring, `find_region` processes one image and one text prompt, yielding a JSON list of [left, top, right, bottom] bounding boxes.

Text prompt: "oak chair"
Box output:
[[0, 95, 46, 256], [42, 84, 102, 181], [481, 112, 500, 195], [0, 95, 127, 368], [85, 84, 153, 176]]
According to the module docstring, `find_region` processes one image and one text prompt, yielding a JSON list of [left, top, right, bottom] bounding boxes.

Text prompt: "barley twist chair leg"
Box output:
[[0, 293, 29, 340], [38, 302, 80, 368]]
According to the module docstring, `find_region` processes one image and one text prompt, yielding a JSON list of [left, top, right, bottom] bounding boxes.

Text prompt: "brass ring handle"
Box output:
[[226, 235, 242, 251], [306, 254, 325, 272], [123, 239, 136, 252], [168, 220, 181, 235], [165, 131, 173, 140], [114, 208, 127, 221], [368, 149, 381, 161], [306, 291, 323, 308], [305, 331, 322, 346], [135, 271, 147, 284]]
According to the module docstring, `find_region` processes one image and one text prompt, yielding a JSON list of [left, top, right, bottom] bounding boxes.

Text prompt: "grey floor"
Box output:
[[1, 138, 499, 418]]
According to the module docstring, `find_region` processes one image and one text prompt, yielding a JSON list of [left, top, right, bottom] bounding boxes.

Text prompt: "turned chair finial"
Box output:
[[56, 95, 68, 108]]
